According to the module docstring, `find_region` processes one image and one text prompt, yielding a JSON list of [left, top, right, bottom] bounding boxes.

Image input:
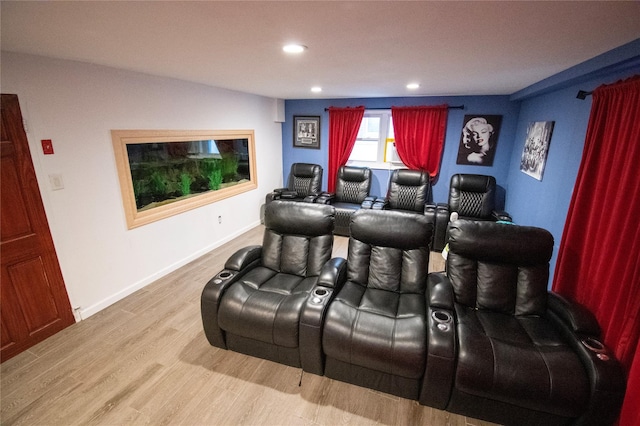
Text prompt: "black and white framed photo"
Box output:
[[520, 121, 555, 181], [456, 115, 503, 166], [293, 116, 320, 149]]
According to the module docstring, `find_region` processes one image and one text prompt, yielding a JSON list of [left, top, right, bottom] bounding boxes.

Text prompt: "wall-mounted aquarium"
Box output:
[[112, 129, 257, 229]]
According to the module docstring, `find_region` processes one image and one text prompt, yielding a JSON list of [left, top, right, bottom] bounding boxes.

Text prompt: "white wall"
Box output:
[[1, 52, 283, 319]]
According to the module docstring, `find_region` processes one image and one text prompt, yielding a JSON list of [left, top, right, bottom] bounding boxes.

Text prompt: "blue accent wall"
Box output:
[[282, 39, 640, 288], [507, 67, 640, 284], [284, 96, 520, 205]]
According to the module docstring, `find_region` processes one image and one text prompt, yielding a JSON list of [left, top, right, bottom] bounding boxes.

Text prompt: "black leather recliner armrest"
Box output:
[[201, 246, 262, 349], [547, 292, 601, 336], [300, 257, 347, 375], [420, 272, 457, 409], [302, 191, 323, 203], [267, 188, 289, 201], [315, 192, 336, 204], [279, 190, 299, 199], [424, 203, 436, 216], [427, 272, 455, 310], [265, 191, 278, 204], [432, 203, 450, 252], [317, 257, 347, 289], [546, 292, 627, 426], [424, 204, 437, 248], [360, 196, 378, 209], [492, 209, 512, 222], [224, 245, 262, 271], [371, 198, 388, 210]]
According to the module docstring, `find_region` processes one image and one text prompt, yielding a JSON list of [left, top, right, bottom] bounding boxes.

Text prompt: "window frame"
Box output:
[[346, 109, 405, 170]]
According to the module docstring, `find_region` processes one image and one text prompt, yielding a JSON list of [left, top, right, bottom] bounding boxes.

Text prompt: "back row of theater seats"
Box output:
[[265, 163, 511, 251]]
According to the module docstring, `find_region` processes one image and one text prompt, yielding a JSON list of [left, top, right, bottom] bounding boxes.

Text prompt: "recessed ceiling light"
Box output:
[[283, 44, 307, 54], [311, 87, 322, 93], [407, 83, 420, 90]]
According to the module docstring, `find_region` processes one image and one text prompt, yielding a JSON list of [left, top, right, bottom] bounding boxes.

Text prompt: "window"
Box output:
[[347, 110, 404, 169]]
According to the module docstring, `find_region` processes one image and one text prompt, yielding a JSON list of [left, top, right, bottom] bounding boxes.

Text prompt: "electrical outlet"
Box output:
[[73, 307, 83, 321], [49, 173, 64, 191], [218, 215, 222, 224]]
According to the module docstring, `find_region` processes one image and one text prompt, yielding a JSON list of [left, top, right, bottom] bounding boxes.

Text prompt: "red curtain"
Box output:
[[327, 106, 365, 192], [391, 105, 448, 177], [552, 75, 640, 426]]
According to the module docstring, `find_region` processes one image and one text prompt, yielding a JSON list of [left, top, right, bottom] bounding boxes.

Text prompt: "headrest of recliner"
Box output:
[[392, 169, 429, 186], [450, 174, 495, 193], [339, 166, 371, 182], [265, 201, 334, 236], [448, 220, 553, 265], [351, 209, 432, 250], [291, 163, 321, 178]]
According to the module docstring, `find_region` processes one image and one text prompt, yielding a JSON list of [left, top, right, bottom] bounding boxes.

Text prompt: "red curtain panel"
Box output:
[[391, 105, 448, 177], [553, 75, 640, 426], [327, 106, 365, 192]]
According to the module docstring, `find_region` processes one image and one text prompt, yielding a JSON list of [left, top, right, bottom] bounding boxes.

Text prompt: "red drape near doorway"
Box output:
[[391, 105, 448, 178], [327, 106, 365, 192], [552, 75, 640, 426]]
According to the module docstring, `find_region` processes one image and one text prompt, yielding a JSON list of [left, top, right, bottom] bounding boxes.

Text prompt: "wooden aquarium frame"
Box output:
[[112, 129, 257, 229]]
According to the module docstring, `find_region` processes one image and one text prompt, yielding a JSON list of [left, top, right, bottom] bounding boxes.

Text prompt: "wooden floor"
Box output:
[[1, 225, 497, 426]]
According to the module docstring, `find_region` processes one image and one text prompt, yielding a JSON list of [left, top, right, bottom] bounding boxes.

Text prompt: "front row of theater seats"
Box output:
[[204, 201, 626, 426]]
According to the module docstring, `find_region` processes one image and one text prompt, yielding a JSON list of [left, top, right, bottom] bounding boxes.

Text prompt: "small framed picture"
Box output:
[[520, 121, 555, 181], [293, 116, 320, 149]]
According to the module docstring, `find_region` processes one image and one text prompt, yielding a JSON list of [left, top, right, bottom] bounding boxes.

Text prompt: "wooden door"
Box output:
[[1, 94, 75, 362]]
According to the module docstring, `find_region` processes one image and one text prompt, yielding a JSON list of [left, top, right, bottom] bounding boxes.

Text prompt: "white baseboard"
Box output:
[[77, 221, 261, 320]]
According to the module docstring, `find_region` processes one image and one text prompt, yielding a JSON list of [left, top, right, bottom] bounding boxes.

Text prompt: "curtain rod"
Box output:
[[323, 105, 464, 111], [576, 90, 593, 100]]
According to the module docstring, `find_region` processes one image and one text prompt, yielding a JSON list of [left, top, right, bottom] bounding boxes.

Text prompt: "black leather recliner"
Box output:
[[201, 206, 626, 425], [431, 174, 511, 252], [428, 220, 626, 426], [321, 209, 438, 401], [201, 201, 345, 372], [265, 163, 323, 205], [315, 166, 372, 236], [368, 168, 432, 212]]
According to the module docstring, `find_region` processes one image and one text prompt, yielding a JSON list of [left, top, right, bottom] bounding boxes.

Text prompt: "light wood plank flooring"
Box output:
[[1, 225, 497, 426]]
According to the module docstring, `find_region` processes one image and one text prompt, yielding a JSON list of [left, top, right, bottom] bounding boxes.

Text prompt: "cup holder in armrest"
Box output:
[[313, 288, 328, 297], [310, 287, 332, 304], [218, 271, 233, 279], [212, 270, 235, 284], [432, 310, 453, 331], [582, 337, 605, 352], [582, 337, 611, 360]]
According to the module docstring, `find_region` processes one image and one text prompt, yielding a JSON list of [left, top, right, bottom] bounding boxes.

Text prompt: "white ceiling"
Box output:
[[2, 1, 639, 99]]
